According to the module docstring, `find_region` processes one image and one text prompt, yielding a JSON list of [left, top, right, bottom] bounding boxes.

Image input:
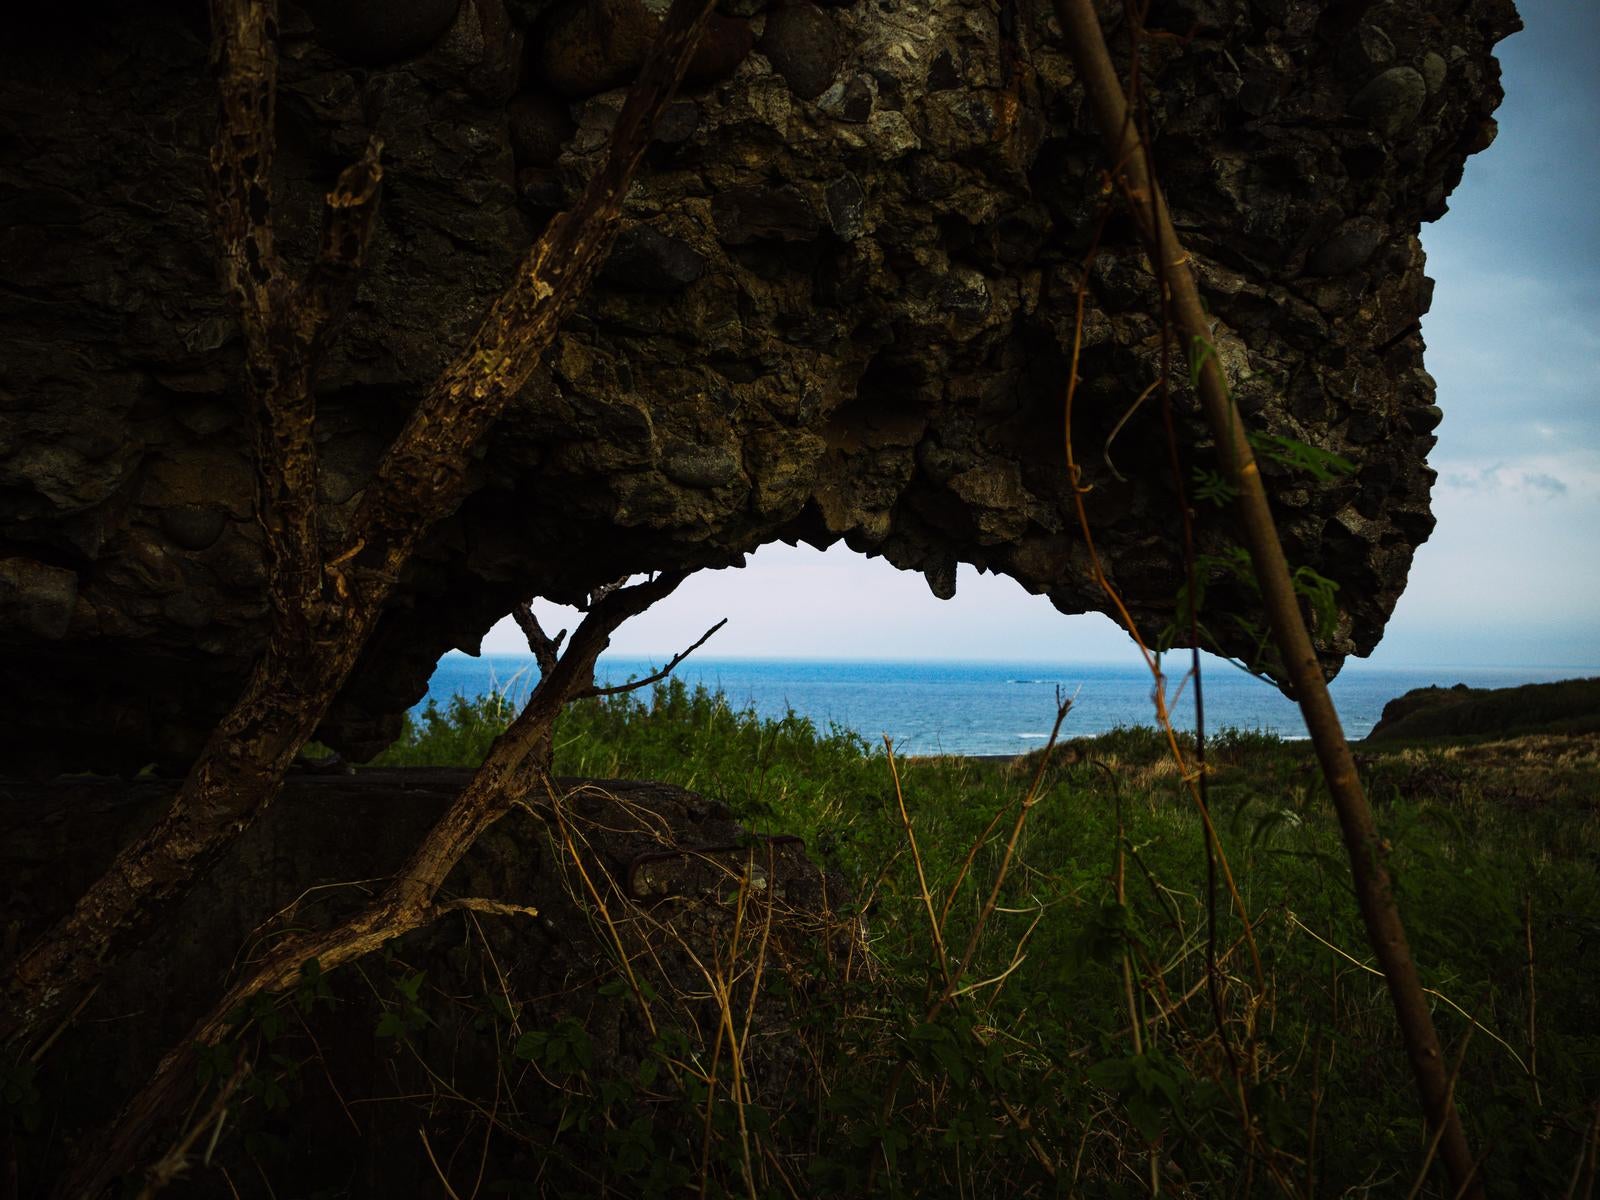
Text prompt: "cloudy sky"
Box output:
[[487, 0, 1600, 669]]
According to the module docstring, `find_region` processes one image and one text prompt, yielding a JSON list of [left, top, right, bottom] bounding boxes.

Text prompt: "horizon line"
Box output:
[[455, 649, 1600, 673]]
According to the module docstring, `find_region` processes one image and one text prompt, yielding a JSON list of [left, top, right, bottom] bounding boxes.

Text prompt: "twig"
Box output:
[[576, 618, 727, 699], [942, 693, 1073, 1007], [1402, 1002, 1479, 1200], [885, 739, 952, 986], [1525, 893, 1542, 1106], [1566, 1098, 1600, 1200], [511, 601, 566, 677], [419, 1126, 466, 1200], [137, 1055, 250, 1200], [1286, 913, 1529, 1076], [437, 898, 540, 920], [581, 575, 632, 611], [26, 983, 98, 1065]]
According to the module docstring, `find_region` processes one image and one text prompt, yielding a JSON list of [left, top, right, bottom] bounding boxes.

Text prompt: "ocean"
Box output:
[[419, 654, 1596, 757]]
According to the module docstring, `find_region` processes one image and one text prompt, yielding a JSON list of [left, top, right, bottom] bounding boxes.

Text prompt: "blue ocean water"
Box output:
[[419, 654, 1596, 757]]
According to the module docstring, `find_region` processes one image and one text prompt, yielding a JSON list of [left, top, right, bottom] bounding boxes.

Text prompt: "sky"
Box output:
[[486, 0, 1600, 669]]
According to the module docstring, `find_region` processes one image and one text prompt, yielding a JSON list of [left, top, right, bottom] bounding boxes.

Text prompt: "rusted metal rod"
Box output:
[[1049, 1, 1483, 1195]]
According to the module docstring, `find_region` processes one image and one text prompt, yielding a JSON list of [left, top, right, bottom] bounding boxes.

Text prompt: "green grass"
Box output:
[[368, 679, 1600, 1197]]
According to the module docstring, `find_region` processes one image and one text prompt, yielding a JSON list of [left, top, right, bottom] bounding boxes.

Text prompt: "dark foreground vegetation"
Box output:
[[361, 679, 1600, 1197]]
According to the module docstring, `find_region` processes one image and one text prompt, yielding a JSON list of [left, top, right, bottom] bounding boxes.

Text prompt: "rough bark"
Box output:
[[1, 0, 720, 1058], [0, 0, 1519, 778]]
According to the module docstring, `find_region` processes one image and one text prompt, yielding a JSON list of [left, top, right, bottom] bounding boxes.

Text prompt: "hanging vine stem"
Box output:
[[1060, 199, 1282, 1189], [1042, 49, 1267, 1123], [1049, 1, 1484, 1196]]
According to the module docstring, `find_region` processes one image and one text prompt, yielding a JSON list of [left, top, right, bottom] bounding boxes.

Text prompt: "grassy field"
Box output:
[[370, 679, 1600, 1197]]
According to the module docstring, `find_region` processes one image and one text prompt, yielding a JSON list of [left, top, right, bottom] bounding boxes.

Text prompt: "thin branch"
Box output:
[[436, 898, 541, 920], [581, 575, 633, 611], [511, 601, 566, 677], [419, 1127, 466, 1200], [58, 573, 692, 1198], [576, 617, 727, 699]]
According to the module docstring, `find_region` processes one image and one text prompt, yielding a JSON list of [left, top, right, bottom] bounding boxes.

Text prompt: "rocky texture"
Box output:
[[1366, 678, 1600, 742], [0, 0, 1519, 774], [1, 771, 852, 1193]]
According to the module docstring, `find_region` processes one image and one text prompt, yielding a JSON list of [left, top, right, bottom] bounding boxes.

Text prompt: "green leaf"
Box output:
[[1126, 1091, 1165, 1144], [930, 1039, 970, 1087], [512, 1030, 548, 1062], [1291, 565, 1342, 638], [257, 1006, 285, 1044], [1248, 432, 1356, 481], [1192, 466, 1238, 508], [394, 971, 427, 1003], [1087, 1056, 1135, 1092]]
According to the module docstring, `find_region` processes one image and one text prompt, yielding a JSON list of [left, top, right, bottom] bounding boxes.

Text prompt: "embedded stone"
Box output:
[[710, 184, 820, 243], [1421, 51, 1448, 96], [653, 100, 701, 146], [685, 14, 756, 87], [159, 505, 228, 552], [532, 1, 749, 98], [823, 173, 866, 240], [533, 0, 656, 97], [507, 92, 575, 167], [601, 226, 708, 292], [758, 3, 841, 101], [1405, 404, 1444, 434], [661, 444, 742, 489], [1309, 217, 1385, 276], [0, 557, 78, 641], [818, 74, 875, 122], [1338, 24, 1394, 78], [1349, 67, 1428, 139]]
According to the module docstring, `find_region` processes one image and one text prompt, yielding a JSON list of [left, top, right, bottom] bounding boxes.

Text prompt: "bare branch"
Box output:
[[436, 897, 541, 920], [581, 574, 632, 611], [576, 617, 728, 700], [63, 572, 697, 1197], [521, 571, 692, 714], [510, 601, 566, 677]]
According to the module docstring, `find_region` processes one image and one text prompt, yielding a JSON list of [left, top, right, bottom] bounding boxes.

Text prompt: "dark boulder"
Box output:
[[758, 3, 841, 100], [299, 0, 463, 65]]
